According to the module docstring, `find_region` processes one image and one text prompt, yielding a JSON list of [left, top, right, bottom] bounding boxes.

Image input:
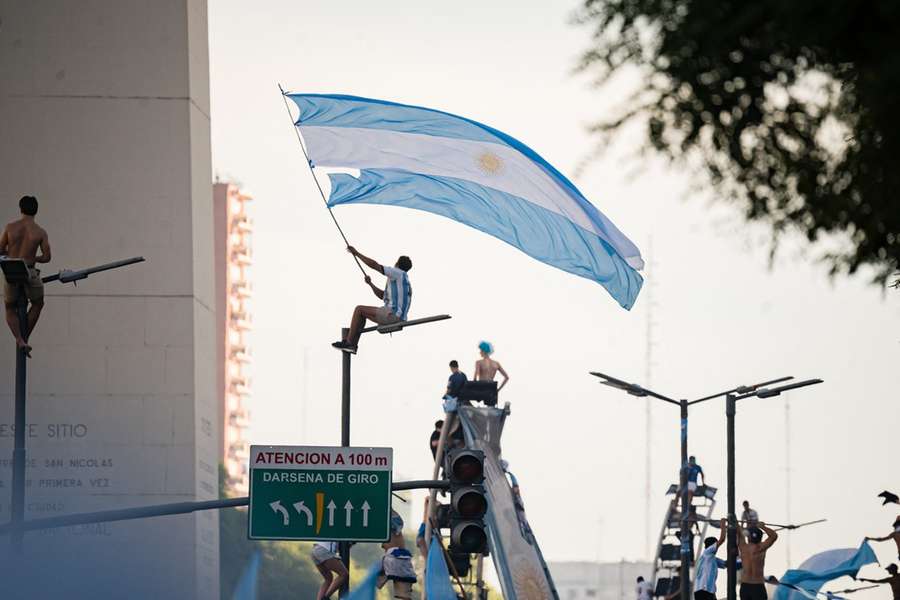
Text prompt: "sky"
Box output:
[[208, 0, 900, 588]]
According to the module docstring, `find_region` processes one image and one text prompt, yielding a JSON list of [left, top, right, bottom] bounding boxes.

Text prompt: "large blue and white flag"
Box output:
[[286, 93, 644, 309]]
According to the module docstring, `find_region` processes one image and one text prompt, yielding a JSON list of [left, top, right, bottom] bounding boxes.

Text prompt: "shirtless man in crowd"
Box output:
[[474, 340, 509, 392], [738, 522, 778, 600], [1, 196, 51, 356], [858, 564, 900, 600], [866, 516, 900, 560]]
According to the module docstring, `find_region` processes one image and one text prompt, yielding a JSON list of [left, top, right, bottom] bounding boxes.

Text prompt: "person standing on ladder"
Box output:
[[685, 455, 705, 508], [332, 246, 412, 354], [1, 195, 51, 357], [741, 500, 760, 526]]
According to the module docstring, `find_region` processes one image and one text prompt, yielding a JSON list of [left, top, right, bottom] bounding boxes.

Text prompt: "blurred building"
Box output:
[[549, 560, 653, 600], [214, 181, 254, 493]]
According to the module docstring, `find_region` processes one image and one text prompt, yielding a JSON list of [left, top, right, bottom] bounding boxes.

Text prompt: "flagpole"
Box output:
[[278, 84, 367, 278]]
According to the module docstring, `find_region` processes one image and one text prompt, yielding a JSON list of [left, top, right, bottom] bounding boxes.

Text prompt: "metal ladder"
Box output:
[[650, 483, 718, 598]]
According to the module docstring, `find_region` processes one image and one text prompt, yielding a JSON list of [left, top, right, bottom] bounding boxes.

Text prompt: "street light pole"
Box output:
[[724, 379, 823, 600], [11, 290, 28, 551], [1, 256, 145, 554], [339, 327, 352, 598], [679, 399, 690, 600], [726, 393, 737, 600], [590, 372, 690, 600], [334, 314, 451, 598]]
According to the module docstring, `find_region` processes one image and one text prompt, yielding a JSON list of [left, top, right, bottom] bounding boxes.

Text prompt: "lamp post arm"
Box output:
[[42, 256, 145, 284], [690, 376, 795, 405], [590, 372, 679, 405]]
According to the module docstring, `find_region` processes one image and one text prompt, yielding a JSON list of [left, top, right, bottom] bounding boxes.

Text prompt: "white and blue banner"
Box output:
[[772, 541, 877, 600], [286, 93, 644, 309]]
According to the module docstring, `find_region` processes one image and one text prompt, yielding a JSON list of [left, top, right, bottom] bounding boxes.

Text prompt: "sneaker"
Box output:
[[331, 341, 357, 354]]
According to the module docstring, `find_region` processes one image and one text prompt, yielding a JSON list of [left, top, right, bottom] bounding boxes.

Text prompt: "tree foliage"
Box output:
[[576, 0, 900, 282]]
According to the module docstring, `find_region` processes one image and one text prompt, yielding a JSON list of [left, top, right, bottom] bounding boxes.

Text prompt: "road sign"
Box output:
[[248, 445, 392, 542]]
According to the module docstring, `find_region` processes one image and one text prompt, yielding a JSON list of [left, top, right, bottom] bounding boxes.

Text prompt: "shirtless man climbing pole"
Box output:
[[738, 522, 778, 600], [474, 340, 509, 392], [1, 196, 51, 356]]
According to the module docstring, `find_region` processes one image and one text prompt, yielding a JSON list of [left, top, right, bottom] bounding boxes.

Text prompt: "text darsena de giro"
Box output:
[[262, 472, 380, 484]]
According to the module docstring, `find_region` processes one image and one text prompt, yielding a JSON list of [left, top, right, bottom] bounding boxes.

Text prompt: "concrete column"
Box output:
[[0, 1, 218, 597]]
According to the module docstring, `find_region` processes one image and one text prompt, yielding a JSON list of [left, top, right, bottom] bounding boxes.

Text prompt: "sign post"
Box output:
[[248, 445, 392, 542]]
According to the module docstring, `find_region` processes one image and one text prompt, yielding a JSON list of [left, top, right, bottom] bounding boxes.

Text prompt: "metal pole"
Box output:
[[339, 327, 351, 598], [726, 394, 737, 600], [11, 288, 27, 552], [679, 400, 690, 600]]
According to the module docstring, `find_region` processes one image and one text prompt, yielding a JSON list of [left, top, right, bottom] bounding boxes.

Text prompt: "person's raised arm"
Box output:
[[364, 275, 384, 300], [717, 518, 727, 548], [737, 523, 747, 550], [347, 246, 384, 274], [865, 534, 893, 542], [35, 229, 51, 264], [497, 362, 510, 391], [857, 577, 891, 584], [759, 522, 778, 549]]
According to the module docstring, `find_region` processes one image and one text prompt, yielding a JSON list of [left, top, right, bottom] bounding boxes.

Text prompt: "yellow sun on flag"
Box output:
[[477, 151, 504, 175]]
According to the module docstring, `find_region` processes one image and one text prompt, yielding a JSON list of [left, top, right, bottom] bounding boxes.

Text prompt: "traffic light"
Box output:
[[445, 448, 488, 554]]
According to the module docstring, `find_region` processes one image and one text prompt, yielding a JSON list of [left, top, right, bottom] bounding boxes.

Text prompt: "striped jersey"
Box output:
[[383, 266, 412, 320], [694, 543, 719, 593]]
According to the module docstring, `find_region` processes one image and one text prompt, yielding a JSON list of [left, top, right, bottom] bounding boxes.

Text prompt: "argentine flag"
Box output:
[[286, 93, 644, 309]]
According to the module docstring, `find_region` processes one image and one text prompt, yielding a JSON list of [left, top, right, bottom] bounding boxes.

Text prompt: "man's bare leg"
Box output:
[[26, 299, 43, 339], [346, 305, 378, 346], [4, 303, 31, 356]]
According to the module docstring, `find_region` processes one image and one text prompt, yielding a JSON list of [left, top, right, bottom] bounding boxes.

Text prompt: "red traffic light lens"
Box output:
[[452, 455, 484, 483]]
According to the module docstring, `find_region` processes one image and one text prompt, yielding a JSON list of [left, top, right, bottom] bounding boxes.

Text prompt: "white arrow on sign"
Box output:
[[361, 501, 371, 528], [326, 500, 337, 527], [344, 500, 354, 527], [270, 500, 290, 526], [292, 501, 313, 526]]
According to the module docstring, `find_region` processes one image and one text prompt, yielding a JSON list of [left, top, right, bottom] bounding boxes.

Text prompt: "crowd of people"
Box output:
[[638, 491, 900, 600]]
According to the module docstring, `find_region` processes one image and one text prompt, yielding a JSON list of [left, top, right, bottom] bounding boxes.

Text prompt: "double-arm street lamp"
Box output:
[[697, 379, 823, 600], [591, 371, 817, 600]]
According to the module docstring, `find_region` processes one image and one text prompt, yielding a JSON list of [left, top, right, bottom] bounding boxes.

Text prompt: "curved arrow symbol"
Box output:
[[344, 500, 354, 527], [293, 501, 313, 527], [270, 500, 290, 526], [361, 501, 371, 528], [326, 500, 337, 527]]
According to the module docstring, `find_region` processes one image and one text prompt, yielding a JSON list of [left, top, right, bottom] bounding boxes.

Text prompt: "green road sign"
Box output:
[[248, 445, 393, 542]]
